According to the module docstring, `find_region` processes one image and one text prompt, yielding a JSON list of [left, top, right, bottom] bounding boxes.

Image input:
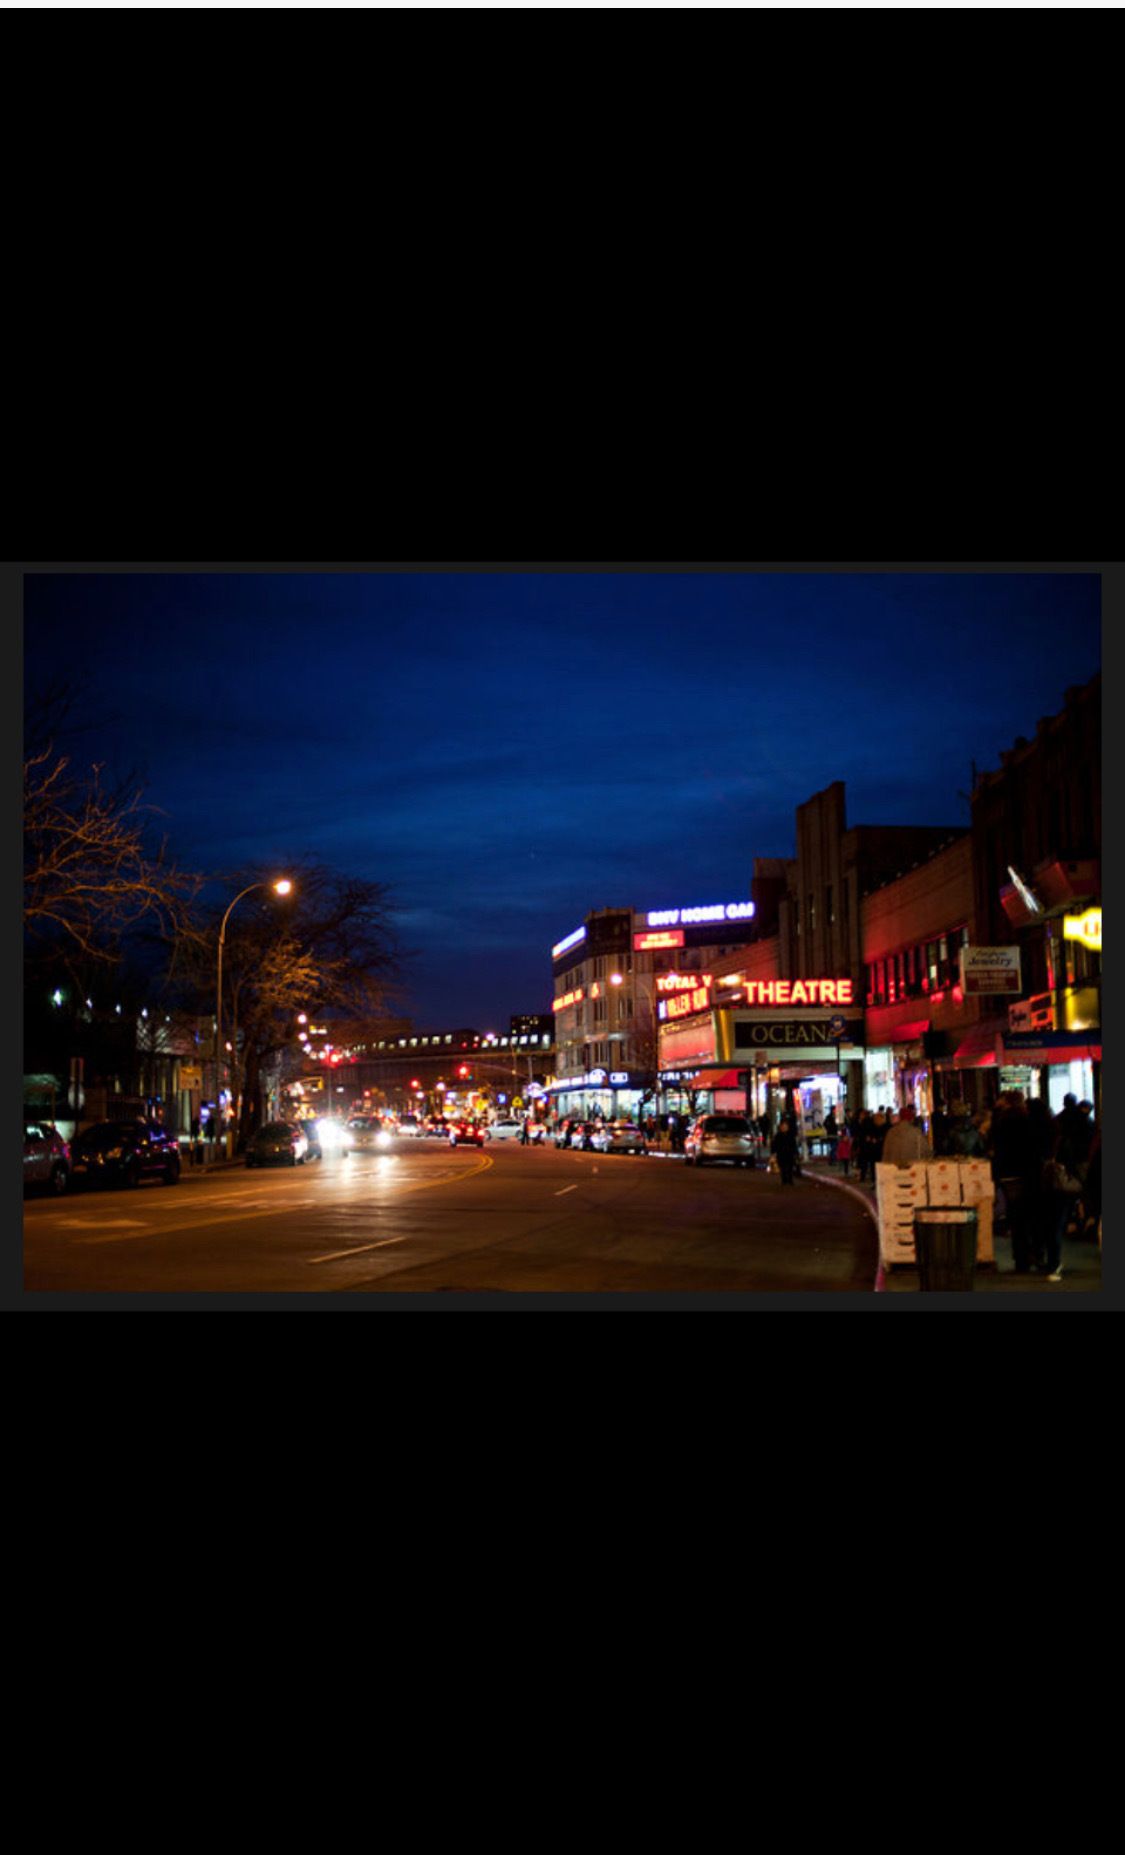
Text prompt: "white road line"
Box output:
[[307, 1236, 405, 1265], [554, 1184, 578, 1196]]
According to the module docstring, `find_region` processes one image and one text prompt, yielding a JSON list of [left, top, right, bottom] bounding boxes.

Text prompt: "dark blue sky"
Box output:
[[23, 569, 1102, 1031]]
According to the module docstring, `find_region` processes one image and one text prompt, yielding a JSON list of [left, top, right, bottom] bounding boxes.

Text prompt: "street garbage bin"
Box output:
[[912, 1206, 978, 1291]]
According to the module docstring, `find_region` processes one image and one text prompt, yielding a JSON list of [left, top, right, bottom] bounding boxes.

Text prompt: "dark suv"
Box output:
[[71, 1120, 182, 1188]]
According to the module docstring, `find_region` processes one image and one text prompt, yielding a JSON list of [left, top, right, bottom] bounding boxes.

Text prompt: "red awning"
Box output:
[[688, 1069, 741, 1090], [889, 1020, 930, 1043], [941, 1023, 1002, 1069]]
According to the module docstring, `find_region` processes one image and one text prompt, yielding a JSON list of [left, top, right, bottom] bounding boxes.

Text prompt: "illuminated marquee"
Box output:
[[552, 987, 585, 1012], [645, 901, 755, 928], [743, 979, 854, 1006], [660, 983, 714, 1020], [635, 930, 685, 950], [656, 972, 714, 994]]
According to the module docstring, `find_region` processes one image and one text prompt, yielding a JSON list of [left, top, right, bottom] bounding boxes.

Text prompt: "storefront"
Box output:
[[1001, 1030, 1101, 1115], [658, 976, 865, 1137], [547, 1067, 650, 1123]]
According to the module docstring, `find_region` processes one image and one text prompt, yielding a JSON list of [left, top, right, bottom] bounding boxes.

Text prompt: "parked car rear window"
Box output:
[[79, 1122, 143, 1148], [703, 1116, 751, 1133]]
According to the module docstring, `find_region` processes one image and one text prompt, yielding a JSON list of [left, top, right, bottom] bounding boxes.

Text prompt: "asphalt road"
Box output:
[[22, 1139, 879, 1298]]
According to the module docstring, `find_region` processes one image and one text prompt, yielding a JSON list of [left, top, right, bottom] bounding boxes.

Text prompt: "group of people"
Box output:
[[816, 1090, 1099, 1280], [986, 1091, 1099, 1277]]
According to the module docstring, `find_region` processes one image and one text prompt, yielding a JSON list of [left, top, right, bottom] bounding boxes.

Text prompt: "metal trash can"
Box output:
[[912, 1207, 978, 1291]]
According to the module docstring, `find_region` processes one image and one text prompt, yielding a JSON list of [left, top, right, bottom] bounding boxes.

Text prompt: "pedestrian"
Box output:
[[854, 1110, 876, 1182], [771, 1116, 799, 1185], [519, 1118, 529, 1146], [880, 1103, 933, 1167], [836, 1123, 853, 1176], [1032, 1096, 1073, 1280], [824, 1106, 839, 1164], [1054, 1093, 1094, 1183], [944, 1099, 987, 1158], [872, 1108, 890, 1166], [990, 1091, 1042, 1275]]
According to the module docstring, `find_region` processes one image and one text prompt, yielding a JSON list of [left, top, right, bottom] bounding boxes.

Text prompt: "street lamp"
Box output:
[[215, 878, 292, 1161]]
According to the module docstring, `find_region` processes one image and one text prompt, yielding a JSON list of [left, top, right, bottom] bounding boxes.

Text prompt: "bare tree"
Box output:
[[181, 862, 403, 1148], [24, 741, 203, 969]]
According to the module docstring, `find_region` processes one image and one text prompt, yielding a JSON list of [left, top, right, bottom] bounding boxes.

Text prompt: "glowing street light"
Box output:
[[215, 877, 293, 1160]]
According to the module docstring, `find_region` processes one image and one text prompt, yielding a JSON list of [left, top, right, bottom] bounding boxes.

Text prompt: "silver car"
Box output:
[[683, 1113, 755, 1168], [24, 1119, 72, 1195]]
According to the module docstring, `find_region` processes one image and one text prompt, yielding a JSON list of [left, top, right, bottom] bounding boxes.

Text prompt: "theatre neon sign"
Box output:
[[743, 978, 854, 1006], [658, 974, 714, 1020]]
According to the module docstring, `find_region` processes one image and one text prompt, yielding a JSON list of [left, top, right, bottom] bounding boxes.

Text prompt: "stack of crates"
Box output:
[[875, 1159, 996, 1269], [957, 1159, 995, 1264], [875, 1162, 929, 1268]]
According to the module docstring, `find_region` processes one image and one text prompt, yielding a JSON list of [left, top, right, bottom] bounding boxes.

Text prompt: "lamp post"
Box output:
[[215, 878, 292, 1161]]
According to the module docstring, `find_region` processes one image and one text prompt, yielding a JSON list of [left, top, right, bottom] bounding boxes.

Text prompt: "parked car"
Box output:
[[23, 1119, 72, 1195], [589, 1121, 647, 1155], [449, 1121, 486, 1148], [683, 1113, 756, 1168], [552, 1119, 576, 1148], [489, 1118, 523, 1141], [71, 1119, 182, 1188], [567, 1121, 596, 1150], [245, 1121, 309, 1168], [397, 1113, 423, 1136]]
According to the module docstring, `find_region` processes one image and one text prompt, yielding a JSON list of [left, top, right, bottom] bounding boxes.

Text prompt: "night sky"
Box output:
[[22, 569, 1102, 1031]]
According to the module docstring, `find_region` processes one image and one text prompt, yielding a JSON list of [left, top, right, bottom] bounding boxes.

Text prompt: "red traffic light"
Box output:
[[458, 1064, 471, 1078]]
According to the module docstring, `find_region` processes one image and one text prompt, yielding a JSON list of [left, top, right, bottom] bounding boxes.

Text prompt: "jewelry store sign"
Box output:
[[960, 946, 1022, 995]]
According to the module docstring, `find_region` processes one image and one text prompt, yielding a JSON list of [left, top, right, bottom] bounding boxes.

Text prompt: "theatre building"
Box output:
[[667, 783, 967, 1130]]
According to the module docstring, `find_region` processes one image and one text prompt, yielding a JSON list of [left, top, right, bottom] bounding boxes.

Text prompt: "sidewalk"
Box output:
[[800, 1157, 1102, 1295]]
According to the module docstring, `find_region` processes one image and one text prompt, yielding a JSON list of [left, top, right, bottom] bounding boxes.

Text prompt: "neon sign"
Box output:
[[635, 930, 685, 950], [657, 972, 713, 994], [552, 925, 587, 960], [552, 987, 585, 1012], [660, 983, 714, 1020], [645, 901, 754, 928], [743, 979, 854, 1006], [1063, 909, 1101, 952]]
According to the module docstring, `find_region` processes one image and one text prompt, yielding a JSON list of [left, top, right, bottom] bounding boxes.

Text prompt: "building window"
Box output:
[[827, 885, 834, 926]]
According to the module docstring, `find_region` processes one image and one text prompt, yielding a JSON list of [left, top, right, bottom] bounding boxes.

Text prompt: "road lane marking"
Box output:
[[57, 1219, 146, 1230], [307, 1237, 405, 1265], [554, 1184, 578, 1196]]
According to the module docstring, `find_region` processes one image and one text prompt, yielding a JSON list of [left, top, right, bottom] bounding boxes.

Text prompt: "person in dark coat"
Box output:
[[990, 1091, 1043, 1274], [771, 1117, 799, 1185], [855, 1110, 877, 1182], [824, 1106, 839, 1164]]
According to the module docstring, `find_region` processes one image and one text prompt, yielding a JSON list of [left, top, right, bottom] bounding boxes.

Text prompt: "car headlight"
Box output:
[[316, 1119, 347, 1151], [376, 1131, 393, 1149]]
